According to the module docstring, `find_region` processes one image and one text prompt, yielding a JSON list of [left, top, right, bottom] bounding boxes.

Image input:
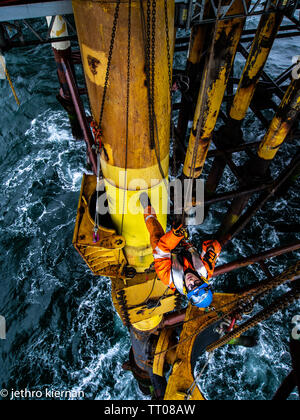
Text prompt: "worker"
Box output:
[[140, 193, 222, 308]]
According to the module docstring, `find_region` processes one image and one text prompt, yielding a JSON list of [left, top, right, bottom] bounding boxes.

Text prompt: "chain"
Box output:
[[241, 261, 300, 305], [98, 0, 121, 131], [145, 0, 154, 149], [185, 351, 214, 400], [120, 0, 132, 239], [151, 0, 156, 132], [92, 0, 121, 240], [164, 0, 177, 178]]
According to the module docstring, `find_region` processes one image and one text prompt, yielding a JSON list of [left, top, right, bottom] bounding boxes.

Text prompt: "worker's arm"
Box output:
[[201, 239, 222, 279], [153, 227, 185, 291]]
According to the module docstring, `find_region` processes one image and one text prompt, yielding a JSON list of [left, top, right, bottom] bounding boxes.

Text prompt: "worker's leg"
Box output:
[[144, 205, 165, 251]]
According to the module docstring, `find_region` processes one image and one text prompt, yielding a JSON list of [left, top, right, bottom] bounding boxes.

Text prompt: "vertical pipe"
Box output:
[[62, 58, 98, 174], [176, 23, 209, 144], [72, 0, 175, 272], [183, 0, 251, 180], [256, 77, 300, 175], [218, 75, 300, 238], [205, 8, 284, 205], [0, 24, 8, 51], [229, 8, 284, 128], [46, 15, 83, 140]]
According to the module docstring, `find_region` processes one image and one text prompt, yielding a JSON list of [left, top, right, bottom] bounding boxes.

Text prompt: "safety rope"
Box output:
[[152, 261, 300, 357], [185, 351, 214, 400], [0, 54, 20, 106], [207, 288, 300, 352], [114, 0, 132, 289]]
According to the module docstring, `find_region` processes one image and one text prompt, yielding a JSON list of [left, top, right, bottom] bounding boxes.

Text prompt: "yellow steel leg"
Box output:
[[230, 8, 284, 123], [183, 0, 251, 179]]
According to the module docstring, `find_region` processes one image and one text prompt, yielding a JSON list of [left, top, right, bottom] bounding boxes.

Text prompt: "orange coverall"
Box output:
[[144, 205, 222, 291]]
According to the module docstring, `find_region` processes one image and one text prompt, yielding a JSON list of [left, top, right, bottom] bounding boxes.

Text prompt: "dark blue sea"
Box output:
[[0, 14, 299, 400]]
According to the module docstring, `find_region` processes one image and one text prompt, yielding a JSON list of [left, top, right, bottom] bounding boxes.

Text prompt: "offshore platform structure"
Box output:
[[1, 0, 300, 400]]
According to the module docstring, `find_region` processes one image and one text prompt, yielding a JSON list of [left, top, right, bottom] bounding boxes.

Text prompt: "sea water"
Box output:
[[0, 16, 299, 400]]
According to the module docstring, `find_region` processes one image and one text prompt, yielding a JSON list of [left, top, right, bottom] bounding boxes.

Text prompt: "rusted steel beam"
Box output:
[[273, 337, 300, 400], [160, 243, 300, 330], [290, 338, 300, 397], [183, 0, 251, 179], [46, 16, 83, 140], [218, 77, 300, 238], [219, 150, 300, 246], [213, 242, 300, 277], [162, 309, 187, 328], [61, 57, 97, 174], [193, 181, 273, 208]]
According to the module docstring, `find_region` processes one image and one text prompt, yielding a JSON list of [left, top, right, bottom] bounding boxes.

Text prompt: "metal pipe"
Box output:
[[205, 6, 285, 206], [219, 151, 300, 246], [218, 74, 300, 237], [176, 22, 209, 144], [162, 309, 186, 327], [257, 77, 300, 167], [46, 15, 83, 140], [61, 57, 97, 174], [183, 0, 251, 179], [213, 241, 300, 277], [229, 6, 284, 123]]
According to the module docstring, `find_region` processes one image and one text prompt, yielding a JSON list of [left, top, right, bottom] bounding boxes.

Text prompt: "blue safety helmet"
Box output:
[[187, 283, 213, 308]]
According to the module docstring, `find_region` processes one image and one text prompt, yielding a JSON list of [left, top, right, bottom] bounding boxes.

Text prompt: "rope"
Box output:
[[0, 54, 20, 106], [207, 288, 300, 352], [185, 351, 214, 400], [152, 261, 300, 357]]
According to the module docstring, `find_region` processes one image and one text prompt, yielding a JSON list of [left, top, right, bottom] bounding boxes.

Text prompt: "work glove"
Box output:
[[172, 221, 189, 240]]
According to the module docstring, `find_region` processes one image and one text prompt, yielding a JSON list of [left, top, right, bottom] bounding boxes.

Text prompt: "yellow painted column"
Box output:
[[229, 9, 284, 122], [217, 76, 300, 239], [258, 77, 300, 162], [72, 0, 175, 272], [177, 23, 208, 143], [183, 0, 251, 179]]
